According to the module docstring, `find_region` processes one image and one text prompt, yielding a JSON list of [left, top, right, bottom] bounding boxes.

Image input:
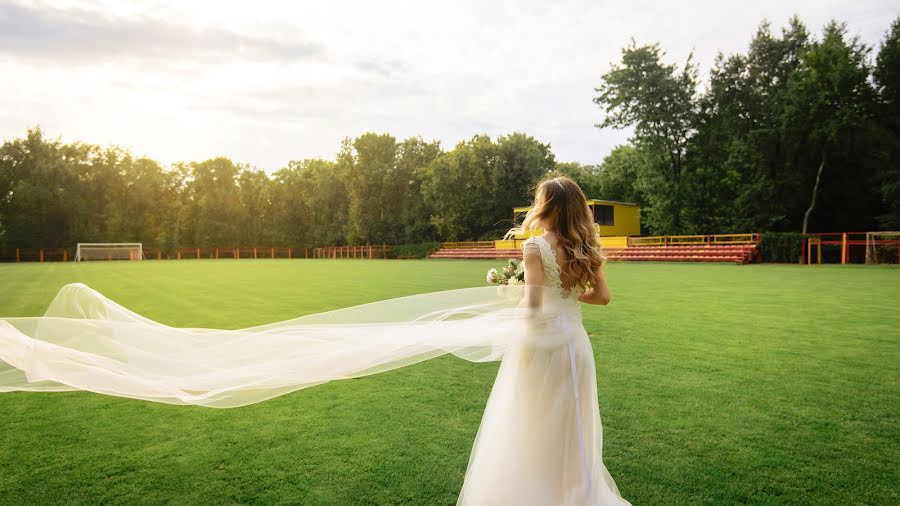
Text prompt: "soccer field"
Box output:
[[0, 260, 898, 505]]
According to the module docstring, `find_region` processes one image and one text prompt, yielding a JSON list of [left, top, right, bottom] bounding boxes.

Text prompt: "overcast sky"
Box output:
[[1, 0, 896, 171]]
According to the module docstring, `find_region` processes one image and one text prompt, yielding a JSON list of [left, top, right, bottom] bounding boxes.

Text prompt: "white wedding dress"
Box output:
[[456, 235, 630, 505], [0, 235, 629, 505]]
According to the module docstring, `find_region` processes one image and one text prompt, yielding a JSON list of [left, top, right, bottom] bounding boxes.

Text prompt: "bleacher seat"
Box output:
[[603, 245, 757, 263], [429, 248, 523, 259], [429, 244, 758, 263]]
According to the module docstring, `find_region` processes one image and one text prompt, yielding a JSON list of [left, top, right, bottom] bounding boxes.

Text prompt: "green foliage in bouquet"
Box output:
[[486, 258, 525, 285]]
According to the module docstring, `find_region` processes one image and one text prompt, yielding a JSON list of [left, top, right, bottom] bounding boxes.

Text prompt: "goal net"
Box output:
[[865, 232, 900, 264], [75, 243, 144, 261]]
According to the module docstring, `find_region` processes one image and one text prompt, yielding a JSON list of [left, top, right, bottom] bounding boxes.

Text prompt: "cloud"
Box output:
[[354, 59, 407, 77], [0, 0, 896, 171], [0, 2, 323, 64]]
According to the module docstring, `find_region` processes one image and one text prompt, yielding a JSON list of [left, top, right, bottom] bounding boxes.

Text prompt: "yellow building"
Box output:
[[494, 199, 641, 249]]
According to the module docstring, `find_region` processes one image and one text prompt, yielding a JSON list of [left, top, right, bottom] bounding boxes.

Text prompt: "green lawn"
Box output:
[[0, 260, 898, 505]]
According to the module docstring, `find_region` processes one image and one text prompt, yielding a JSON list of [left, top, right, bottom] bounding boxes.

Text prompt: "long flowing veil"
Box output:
[[0, 282, 572, 407]]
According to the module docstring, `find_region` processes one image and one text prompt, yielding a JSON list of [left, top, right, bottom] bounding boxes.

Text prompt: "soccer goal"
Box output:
[[865, 232, 900, 264], [75, 243, 144, 261]]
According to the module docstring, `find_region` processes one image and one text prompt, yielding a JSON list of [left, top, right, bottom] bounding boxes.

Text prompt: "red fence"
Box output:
[[4, 248, 70, 262], [1, 247, 311, 262], [313, 245, 390, 259], [800, 232, 900, 264]]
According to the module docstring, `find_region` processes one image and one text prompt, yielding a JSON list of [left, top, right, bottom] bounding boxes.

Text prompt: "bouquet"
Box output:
[[486, 258, 524, 285]]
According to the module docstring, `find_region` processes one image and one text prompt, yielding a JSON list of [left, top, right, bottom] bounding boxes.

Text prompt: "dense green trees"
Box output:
[[0, 131, 182, 250], [0, 129, 557, 253], [1, 16, 897, 255], [595, 16, 900, 235], [424, 133, 555, 241], [874, 18, 900, 229]]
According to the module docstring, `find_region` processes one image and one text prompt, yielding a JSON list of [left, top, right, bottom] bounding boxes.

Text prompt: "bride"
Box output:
[[456, 176, 630, 505], [0, 175, 630, 505]]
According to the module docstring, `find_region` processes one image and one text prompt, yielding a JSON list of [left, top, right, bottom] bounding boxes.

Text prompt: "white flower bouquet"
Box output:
[[486, 258, 525, 285]]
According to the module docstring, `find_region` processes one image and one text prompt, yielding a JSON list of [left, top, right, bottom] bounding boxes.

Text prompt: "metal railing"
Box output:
[[667, 235, 708, 246], [440, 241, 498, 249], [627, 233, 760, 247], [711, 233, 761, 244], [627, 236, 665, 246]]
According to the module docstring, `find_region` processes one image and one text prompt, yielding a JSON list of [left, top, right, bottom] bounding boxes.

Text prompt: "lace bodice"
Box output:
[[522, 235, 585, 300]]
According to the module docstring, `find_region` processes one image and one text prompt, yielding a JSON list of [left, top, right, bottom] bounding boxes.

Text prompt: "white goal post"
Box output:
[[75, 243, 144, 261], [865, 232, 900, 264]]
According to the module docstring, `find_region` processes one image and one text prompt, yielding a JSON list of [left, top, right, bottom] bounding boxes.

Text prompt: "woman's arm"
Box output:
[[578, 268, 611, 305], [519, 244, 545, 309]]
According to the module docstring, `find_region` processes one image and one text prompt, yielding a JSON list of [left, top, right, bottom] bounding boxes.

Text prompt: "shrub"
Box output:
[[758, 232, 803, 263], [388, 242, 442, 259]]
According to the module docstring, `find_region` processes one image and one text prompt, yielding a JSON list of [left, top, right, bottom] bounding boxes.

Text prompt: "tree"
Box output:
[[594, 41, 699, 233], [693, 18, 811, 232], [554, 162, 602, 198], [272, 158, 347, 247], [492, 133, 556, 233], [394, 137, 442, 243], [237, 168, 275, 246], [181, 158, 243, 247], [596, 145, 644, 206], [0, 128, 89, 248], [424, 135, 498, 241], [781, 21, 876, 236], [874, 17, 900, 229], [343, 133, 397, 244], [424, 134, 554, 241]]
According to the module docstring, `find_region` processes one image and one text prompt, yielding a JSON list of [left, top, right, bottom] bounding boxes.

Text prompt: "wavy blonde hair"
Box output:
[[505, 175, 606, 290]]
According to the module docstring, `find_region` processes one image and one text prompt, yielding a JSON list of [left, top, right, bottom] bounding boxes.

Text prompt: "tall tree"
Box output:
[[237, 168, 275, 246], [554, 162, 602, 198], [424, 135, 498, 241], [594, 41, 699, 233], [272, 158, 347, 247], [596, 145, 645, 207], [782, 21, 876, 235], [693, 18, 811, 232], [0, 128, 90, 248], [492, 133, 556, 231], [874, 17, 900, 229], [181, 158, 243, 247], [424, 134, 553, 240], [344, 133, 397, 244], [394, 137, 442, 243]]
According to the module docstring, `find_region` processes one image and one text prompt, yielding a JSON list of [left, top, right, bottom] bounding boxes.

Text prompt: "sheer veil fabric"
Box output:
[[0, 235, 630, 505]]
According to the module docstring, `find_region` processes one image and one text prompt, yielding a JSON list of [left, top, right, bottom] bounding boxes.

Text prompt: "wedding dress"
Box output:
[[0, 235, 629, 505], [456, 235, 630, 505]]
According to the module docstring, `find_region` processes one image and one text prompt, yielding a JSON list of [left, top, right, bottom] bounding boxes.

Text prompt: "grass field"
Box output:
[[0, 259, 898, 505]]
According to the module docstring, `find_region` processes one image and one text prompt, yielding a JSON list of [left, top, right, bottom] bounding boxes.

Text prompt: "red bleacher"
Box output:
[[430, 244, 759, 263], [603, 245, 758, 263], [430, 248, 523, 259]]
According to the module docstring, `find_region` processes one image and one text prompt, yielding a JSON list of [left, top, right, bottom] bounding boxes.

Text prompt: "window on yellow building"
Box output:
[[594, 205, 614, 226]]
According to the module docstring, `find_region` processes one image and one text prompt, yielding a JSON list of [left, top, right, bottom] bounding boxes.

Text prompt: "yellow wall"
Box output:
[[495, 234, 629, 250], [499, 201, 640, 250], [510, 203, 640, 238], [598, 203, 640, 237], [512, 202, 640, 237], [599, 236, 628, 248]]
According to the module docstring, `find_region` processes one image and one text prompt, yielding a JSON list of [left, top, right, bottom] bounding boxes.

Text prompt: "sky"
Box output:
[[1, 0, 896, 172]]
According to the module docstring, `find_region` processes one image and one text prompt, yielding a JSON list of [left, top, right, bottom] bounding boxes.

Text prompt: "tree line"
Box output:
[[1, 16, 897, 255], [0, 130, 560, 251], [594, 17, 900, 235]]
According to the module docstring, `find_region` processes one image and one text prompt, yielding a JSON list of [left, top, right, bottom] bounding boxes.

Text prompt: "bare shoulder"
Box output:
[[540, 230, 559, 247]]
